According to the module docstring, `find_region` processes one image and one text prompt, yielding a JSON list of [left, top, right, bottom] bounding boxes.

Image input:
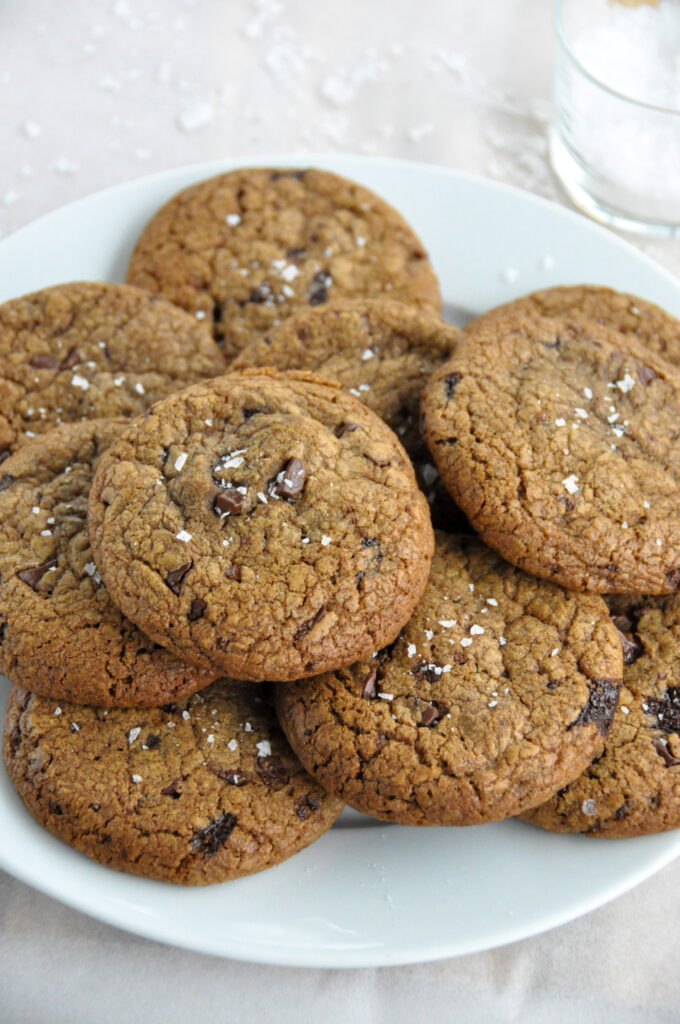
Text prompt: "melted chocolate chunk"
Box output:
[[275, 457, 306, 498], [413, 660, 443, 684], [28, 353, 59, 369], [654, 738, 680, 766], [617, 628, 644, 665], [666, 568, 680, 590], [188, 597, 206, 621], [308, 270, 330, 306], [361, 665, 378, 699], [59, 346, 80, 370], [165, 560, 192, 595], [225, 564, 242, 581], [451, 649, 467, 666], [161, 702, 177, 713], [161, 779, 182, 799], [208, 764, 249, 786], [191, 812, 237, 857], [214, 488, 245, 515], [257, 755, 290, 788], [420, 701, 449, 727], [17, 557, 58, 590], [567, 678, 619, 735], [293, 604, 327, 641], [145, 733, 161, 749], [645, 687, 680, 735], [248, 283, 271, 304], [444, 372, 462, 399], [335, 422, 360, 438], [637, 365, 658, 385], [295, 793, 320, 820]]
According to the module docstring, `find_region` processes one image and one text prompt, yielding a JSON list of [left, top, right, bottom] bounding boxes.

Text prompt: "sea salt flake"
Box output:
[[616, 372, 636, 394], [424, 629, 434, 640], [256, 740, 272, 756], [54, 706, 62, 716], [555, 418, 566, 427], [407, 643, 417, 658], [228, 739, 238, 751], [551, 647, 559, 657], [226, 213, 241, 226], [113, 376, 125, 386], [174, 452, 188, 471], [621, 705, 630, 715], [378, 693, 394, 701], [321, 535, 331, 546], [583, 387, 593, 399], [460, 637, 473, 647], [499, 637, 507, 646], [131, 774, 142, 784], [488, 700, 498, 708], [207, 734, 215, 744], [361, 348, 374, 361], [563, 474, 579, 494], [182, 710, 190, 720], [128, 727, 141, 744], [176, 530, 192, 542], [487, 598, 498, 606], [439, 619, 455, 628], [71, 374, 89, 390], [574, 408, 588, 419], [134, 381, 145, 395], [581, 799, 597, 816], [244, 722, 253, 732], [470, 625, 485, 636]]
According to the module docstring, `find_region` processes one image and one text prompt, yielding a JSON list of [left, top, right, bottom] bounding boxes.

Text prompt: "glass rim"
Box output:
[[554, 0, 680, 117]]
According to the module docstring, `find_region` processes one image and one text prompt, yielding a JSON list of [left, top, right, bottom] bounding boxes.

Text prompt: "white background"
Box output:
[[1, 1, 680, 1021]]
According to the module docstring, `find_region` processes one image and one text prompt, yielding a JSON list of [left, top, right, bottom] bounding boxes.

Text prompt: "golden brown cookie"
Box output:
[[0, 281, 225, 458], [3, 681, 343, 884], [523, 594, 680, 837], [87, 369, 434, 682], [276, 533, 622, 826], [0, 420, 216, 706], [125, 167, 441, 359], [467, 285, 680, 367], [421, 313, 680, 594]]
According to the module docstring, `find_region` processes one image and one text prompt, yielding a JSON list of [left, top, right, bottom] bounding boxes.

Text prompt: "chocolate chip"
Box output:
[[444, 372, 462, 399], [654, 738, 680, 766], [191, 812, 237, 856], [613, 800, 632, 820], [248, 282, 271, 304], [420, 701, 449, 727], [209, 765, 249, 786], [645, 687, 680, 735], [188, 597, 206, 621], [617, 628, 644, 665], [451, 650, 467, 666], [161, 702, 177, 713], [308, 270, 330, 306], [637, 365, 658, 385], [0, 472, 15, 490], [568, 678, 620, 736], [214, 488, 244, 515], [29, 353, 59, 369], [295, 793, 320, 819], [165, 560, 192, 595], [294, 604, 327, 641], [257, 755, 290, 788], [145, 733, 161, 749], [413, 660, 443, 684], [212, 301, 223, 324], [335, 422, 360, 438], [666, 567, 680, 590], [17, 557, 58, 590], [59, 346, 80, 370], [362, 537, 379, 548], [275, 457, 306, 498], [161, 779, 182, 799], [89, 803, 100, 812], [48, 800, 63, 815], [225, 564, 242, 581], [361, 665, 378, 698]]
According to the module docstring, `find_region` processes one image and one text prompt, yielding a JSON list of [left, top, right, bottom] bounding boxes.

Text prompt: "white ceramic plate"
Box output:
[[1, 155, 680, 969]]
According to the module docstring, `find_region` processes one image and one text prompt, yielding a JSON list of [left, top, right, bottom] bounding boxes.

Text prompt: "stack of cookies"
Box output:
[[2, 167, 680, 889]]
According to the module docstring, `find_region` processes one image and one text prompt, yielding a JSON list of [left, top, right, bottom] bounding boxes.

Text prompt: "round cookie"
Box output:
[[523, 594, 680, 837], [0, 420, 216, 706], [421, 313, 680, 594], [0, 281, 225, 457], [3, 681, 343, 884], [275, 533, 623, 826], [232, 298, 459, 455], [466, 285, 680, 367], [125, 167, 442, 359], [87, 369, 434, 682]]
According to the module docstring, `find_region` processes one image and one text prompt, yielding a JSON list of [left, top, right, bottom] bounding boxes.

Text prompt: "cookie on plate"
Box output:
[[467, 285, 680, 367], [276, 533, 623, 825], [523, 594, 680, 837], [0, 420, 216, 706], [421, 313, 680, 594], [3, 681, 343, 884], [125, 167, 442, 358], [88, 369, 434, 682], [233, 298, 459, 456], [0, 281, 225, 457]]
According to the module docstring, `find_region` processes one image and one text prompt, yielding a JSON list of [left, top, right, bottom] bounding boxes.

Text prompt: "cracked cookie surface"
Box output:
[[466, 285, 680, 367], [0, 281, 225, 458], [421, 313, 680, 593], [87, 369, 434, 681], [523, 594, 680, 837], [275, 533, 622, 825], [125, 167, 442, 359], [3, 680, 343, 884], [0, 420, 216, 706]]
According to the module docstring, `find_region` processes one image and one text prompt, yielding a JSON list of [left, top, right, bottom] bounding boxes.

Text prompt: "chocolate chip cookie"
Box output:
[[467, 285, 680, 367], [523, 594, 680, 837], [3, 681, 343, 884], [0, 281, 225, 458], [88, 369, 434, 682], [275, 533, 622, 825], [125, 167, 442, 359], [421, 313, 680, 593], [0, 419, 216, 706]]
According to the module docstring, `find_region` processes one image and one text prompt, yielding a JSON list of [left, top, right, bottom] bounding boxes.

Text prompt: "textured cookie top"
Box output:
[[0, 281, 225, 458], [88, 369, 434, 681], [3, 681, 343, 885], [467, 285, 680, 367], [524, 594, 680, 837], [276, 533, 622, 826], [125, 167, 442, 359], [0, 420, 216, 706], [233, 298, 459, 456], [421, 314, 680, 594]]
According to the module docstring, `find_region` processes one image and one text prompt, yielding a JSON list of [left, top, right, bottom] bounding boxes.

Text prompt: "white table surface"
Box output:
[[1, 2, 680, 1021]]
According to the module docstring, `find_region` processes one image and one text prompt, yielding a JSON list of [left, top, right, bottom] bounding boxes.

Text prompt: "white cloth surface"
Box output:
[[1, 2, 680, 1021]]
